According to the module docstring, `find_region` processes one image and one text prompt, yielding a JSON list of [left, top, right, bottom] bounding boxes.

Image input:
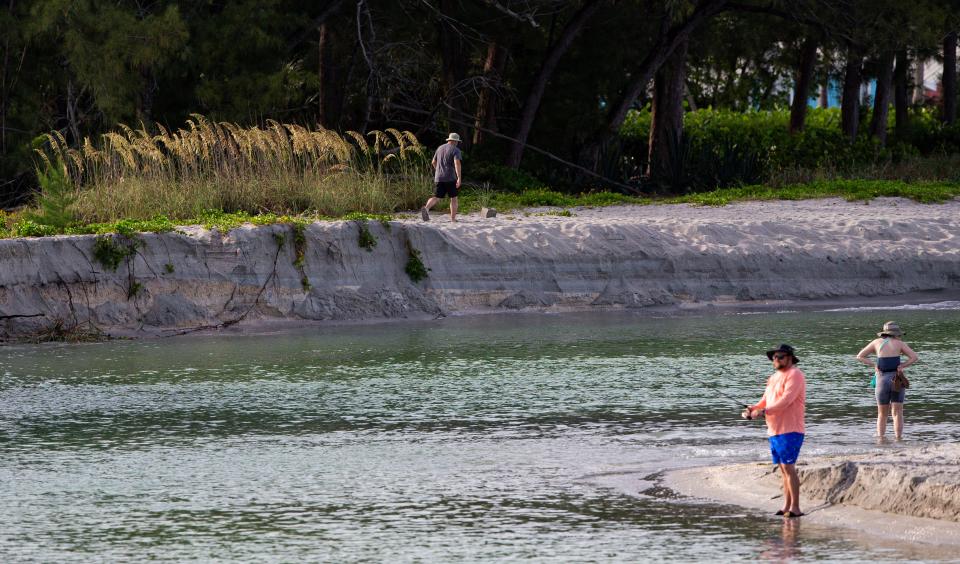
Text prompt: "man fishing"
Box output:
[[741, 344, 807, 518]]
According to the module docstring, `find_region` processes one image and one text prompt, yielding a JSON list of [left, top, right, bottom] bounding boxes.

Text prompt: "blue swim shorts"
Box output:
[[769, 432, 804, 465]]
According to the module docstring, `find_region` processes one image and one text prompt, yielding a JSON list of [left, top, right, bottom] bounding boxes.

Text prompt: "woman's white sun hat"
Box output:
[[878, 321, 904, 337], [446, 133, 461, 142]]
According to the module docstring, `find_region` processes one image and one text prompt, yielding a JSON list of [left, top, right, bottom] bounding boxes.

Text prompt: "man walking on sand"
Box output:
[[421, 133, 462, 222], [742, 344, 807, 518]]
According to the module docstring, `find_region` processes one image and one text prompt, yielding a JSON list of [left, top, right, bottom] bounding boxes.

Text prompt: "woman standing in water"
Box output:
[[856, 321, 919, 440]]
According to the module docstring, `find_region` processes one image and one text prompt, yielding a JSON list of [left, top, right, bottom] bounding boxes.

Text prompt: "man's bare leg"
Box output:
[[779, 467, 790, 513], [891, 402, 904, 439], [781, 463, 801, 515], [449, 197, 458, 222], [877, 404, 891, 437], [421, 196, 440, 221]]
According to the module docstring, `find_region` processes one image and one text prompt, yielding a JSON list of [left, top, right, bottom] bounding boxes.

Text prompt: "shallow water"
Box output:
[[2, 306, 959, 562]]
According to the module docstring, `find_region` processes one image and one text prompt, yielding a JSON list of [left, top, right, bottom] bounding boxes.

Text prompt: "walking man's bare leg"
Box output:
[[449, 197, 458, 222], [421, 196, 440, 221]]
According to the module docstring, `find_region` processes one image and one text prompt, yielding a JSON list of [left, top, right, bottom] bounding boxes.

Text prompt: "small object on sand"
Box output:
[[480, 207, 497, 218], [420, 207, 430, 221]]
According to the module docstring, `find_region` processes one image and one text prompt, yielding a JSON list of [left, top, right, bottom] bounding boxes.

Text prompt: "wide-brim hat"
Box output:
[[766, 343, 799, 364], [878, 321, 904, 337], [446, 133, 461, 142]]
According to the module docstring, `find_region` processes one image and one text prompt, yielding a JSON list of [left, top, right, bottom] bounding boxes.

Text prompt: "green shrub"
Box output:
[[405, 244, 428, 283], [619, 107, 960, 192], [342, 211, 392, 227], [356, 221, 376, 251], [92, 235, 139, 271], [25, 163, 76, 232], [470, 163, 548, 192], [290, 221, 308, 267], [13, 219, 60, 237]]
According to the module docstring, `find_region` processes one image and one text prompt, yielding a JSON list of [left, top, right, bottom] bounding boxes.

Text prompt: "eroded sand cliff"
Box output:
[[2, 197, 960, 340], [663, 444, 960, 544]]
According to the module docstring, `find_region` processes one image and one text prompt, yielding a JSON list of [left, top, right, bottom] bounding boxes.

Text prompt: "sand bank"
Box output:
[[2, 197, 960, 340], [663, 443, 960, 545]]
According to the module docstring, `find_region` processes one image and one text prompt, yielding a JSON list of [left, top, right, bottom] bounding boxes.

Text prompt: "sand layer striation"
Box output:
[[2, 197, 960, 339]]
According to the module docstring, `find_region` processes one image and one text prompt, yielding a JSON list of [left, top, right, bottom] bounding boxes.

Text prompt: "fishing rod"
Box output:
[[715, 387, 751, 410], [712, 369, 766, 419]]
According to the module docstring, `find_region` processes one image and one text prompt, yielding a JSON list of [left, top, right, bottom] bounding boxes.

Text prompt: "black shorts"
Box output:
[[434, 181, 459, 198]]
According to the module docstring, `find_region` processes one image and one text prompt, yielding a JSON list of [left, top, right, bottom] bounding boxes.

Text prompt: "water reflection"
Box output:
[[1, 309, 958, 560], [759, 518, 802, 561]]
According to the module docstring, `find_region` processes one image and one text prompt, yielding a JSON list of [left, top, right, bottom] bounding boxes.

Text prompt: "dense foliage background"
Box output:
[[2, 0, 960, 207]]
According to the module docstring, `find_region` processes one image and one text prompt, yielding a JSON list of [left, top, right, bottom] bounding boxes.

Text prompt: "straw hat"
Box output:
[[445, 132, 461, 142], [878, 321, 904, 337]]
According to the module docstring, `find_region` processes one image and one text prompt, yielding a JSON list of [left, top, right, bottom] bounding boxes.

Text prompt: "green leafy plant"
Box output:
[[13, 219, 60, 237], [290, 221, 307, 268], [405, 244, 428, 283], [343, 211, 392, 228], [127, 281, 143, 298], [289, 221, 311, 291], [164, 263, 175, 274], [355, 220, 377, 251], [92, 235, 138, 271]]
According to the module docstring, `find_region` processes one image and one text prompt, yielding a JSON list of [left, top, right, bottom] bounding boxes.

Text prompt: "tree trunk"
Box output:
[[578, 0, 728, 172], [913, 58, 925, 104], [841, 50, 863, 141], [1, 0, 10, 155], [943, 31, 957, 125], [647, 38, 687, 179], [473, 41, 507, 145], [439, 0, 468, 147], [684, 82, 698, 111], [869, 51, 894, 144], [333, 29, 359, 130], [789, 37, 818, 133], [818, 82, 829, 108], [318, 23, 332, 127], [66, 80, 80, 144], [893, 49, 909, 139], [505, 0, 603, 168], [135, 66, 154, 123]]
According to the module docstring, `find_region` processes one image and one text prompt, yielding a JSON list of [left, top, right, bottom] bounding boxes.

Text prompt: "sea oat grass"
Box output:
[[37, 116, 431, 223]]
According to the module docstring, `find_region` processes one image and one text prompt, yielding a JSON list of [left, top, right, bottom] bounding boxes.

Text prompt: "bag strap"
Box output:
[[877, 337, 891, 354]]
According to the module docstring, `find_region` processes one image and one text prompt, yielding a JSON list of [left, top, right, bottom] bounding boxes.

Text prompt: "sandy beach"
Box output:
[[663, 443, 960, 547], [2, 197, 960, 339]]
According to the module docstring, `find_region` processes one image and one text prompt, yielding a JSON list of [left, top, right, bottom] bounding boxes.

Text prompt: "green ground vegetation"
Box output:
[[3, 179, 958, 240], [2, 115, 959, 241], [620, 107, 960, 192]]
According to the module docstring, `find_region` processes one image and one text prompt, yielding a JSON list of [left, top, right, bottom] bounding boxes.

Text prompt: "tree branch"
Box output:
[[285, 0, 347, 53], [389, 101, 643, 194], [477, 0, 540, 28]]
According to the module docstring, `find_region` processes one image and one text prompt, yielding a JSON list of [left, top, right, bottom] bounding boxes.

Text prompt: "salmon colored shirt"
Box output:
[[750, 366, 806, 436]]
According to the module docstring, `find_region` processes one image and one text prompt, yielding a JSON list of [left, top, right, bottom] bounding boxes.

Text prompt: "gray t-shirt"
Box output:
[[433, 143, 462, 182]]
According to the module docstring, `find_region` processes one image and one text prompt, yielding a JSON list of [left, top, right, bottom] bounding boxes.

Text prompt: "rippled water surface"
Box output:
[[3, 307, 959, 562]]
